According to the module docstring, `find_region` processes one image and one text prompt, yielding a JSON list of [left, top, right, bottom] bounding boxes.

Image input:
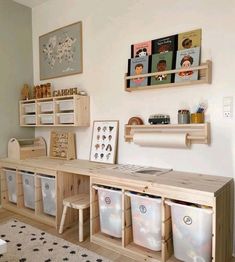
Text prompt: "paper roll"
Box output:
[[133, 132, 190, 148]]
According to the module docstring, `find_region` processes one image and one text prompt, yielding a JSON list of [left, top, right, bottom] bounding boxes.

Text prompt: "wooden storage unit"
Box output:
[[0, 157, 233, 262], [125, 60, 212, 92], [19, 94, 90, 127]]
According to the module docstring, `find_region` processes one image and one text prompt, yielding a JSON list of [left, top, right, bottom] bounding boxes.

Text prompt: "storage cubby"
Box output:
[[19, 94, 90, 127]]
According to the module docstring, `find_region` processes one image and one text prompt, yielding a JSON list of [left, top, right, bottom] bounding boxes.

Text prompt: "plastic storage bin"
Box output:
[[58, 113, 74, 124], [165, 200, 213, 262], [5, 169, 17, 203], [40, 115, 54, 124], [58, 100, 74, 112], [39, 175, 56, 216], [39, 102, 53, 113], [126, 192, 162, 251], [20, 171, 35, 209], [23, 103, 35, 114], [93, 185, 122, 238], [24, 115, 36, 125]]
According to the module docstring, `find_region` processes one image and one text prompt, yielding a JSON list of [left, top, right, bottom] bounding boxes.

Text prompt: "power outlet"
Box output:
[[223, 97, 233, 118]]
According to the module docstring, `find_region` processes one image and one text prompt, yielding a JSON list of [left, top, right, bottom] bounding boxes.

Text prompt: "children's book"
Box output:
[[131, 41, 152, 58], [127, 56, 150, 88], [150, 52, 173, 85], [178, 29, 201, 50], [174, 47, 200, 83], [152, 35, 178, 54]]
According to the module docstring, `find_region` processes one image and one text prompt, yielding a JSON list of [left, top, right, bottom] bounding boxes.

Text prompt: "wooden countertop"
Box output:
[[0, 157, 232, 197]]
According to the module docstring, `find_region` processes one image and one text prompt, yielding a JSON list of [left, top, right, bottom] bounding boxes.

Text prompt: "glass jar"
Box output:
[[178, 110, 190, 124]]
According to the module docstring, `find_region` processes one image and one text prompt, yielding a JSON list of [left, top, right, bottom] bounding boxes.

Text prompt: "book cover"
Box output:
[[127, 56, 150, 88], [150, 52, 173, 85], [178, 29, 201, 50], [131, 41, 152, 58], [152, 34, 178, 54], [174, 47, 201, 83]]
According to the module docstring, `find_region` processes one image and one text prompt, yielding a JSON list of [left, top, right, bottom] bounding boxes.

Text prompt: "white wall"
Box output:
[[32, 0, 235, 247]]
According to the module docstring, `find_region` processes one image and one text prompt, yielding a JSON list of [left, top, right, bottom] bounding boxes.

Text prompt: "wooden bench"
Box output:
[[59, 194, 90, 242]]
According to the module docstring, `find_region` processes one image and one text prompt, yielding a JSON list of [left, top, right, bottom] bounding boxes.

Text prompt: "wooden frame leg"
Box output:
[[79, 208, 83, 242], [59, 205, 68, 234]]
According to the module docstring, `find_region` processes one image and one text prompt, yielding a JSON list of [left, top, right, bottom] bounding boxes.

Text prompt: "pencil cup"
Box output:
[[190, 113, 204, 123]]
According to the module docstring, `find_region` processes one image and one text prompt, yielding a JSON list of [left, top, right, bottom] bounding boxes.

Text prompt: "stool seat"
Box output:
[[59, 193, 90, 242]]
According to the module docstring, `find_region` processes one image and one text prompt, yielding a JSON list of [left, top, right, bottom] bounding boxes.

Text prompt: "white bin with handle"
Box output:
[[39, 175, 56, 216], [126, 192, 162, 251], [4, 169, 17, 203], [93, 185, 122, 238], [20, 171, 35, 209], [165, 200, 213, 262]]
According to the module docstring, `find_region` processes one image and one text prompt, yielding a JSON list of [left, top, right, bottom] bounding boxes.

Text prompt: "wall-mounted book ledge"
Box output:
[[125, 123, 210, 147], [125, 60, 212, 92]]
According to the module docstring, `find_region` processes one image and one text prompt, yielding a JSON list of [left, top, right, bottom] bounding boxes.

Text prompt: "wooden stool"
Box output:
[[59, 194, 90, 242]]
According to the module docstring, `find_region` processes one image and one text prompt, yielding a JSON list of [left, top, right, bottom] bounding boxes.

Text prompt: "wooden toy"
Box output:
[[21, 84, 30, 100]]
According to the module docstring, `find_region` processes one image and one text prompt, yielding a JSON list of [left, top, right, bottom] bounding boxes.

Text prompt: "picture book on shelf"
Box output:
[[178, 29, 201, 50], [150, 52, 173, 85], [174, 47, 200, 83], [127, 56, 150, 88], [152, 34, 178, 54], [131, 41, 152, 58]]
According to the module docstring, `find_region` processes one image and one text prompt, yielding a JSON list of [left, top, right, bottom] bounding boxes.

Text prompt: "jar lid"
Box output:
[[178, 109, 190, 113]]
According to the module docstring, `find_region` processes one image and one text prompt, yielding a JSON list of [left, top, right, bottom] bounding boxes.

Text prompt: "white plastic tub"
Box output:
[[4, 169, 17, 203], [39, 175, 56, 216], [40, 115, 54, 124], [126, 192, 162, 251], [24, 115, 36, 125], [57, 100, 74, 112], [58, 113, 74, 124], [40, 102, 53, 113], [20, 171, 35, 209], [165, 200, 213, 262], [23, 103, 35, 114], [93, 185, 122, 238]]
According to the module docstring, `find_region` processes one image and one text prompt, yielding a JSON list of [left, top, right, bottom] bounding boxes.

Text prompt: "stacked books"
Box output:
[[127, 29, 201, 88]]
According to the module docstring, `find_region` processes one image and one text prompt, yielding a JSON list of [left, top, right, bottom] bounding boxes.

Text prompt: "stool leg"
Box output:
[[79, 209, 83, 242], [59, 205, 68, 234]]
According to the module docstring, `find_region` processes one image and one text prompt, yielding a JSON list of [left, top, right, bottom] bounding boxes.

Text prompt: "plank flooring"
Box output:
[[0, 207, 135, 262]]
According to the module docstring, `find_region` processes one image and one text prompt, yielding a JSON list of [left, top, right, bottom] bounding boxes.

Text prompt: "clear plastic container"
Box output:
[[58, 113, 74, 124], [39, 101, 53, 113], [24, 115, 36, 125], [24, 103, 35, 114], [20, 171, 35, 209], [126, 192, 162, 251], [93, 185, 122, 238], [165, 200, 213, 262], [57, 100, 74, 112], [39, 175, 56, 216], [5, 169, 17, 203], [40, 115, 54, 124]]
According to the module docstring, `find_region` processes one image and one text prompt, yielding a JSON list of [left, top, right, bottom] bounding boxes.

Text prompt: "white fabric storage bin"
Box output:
[[165, 200, 213, 262], [57, 100, 74, 112], [58, 113, 74, 124], [126, 192, 162, 251], [24, 115, 36, 125], [24, 103, 35, 114], [4, 169, 17, 203], [20, 171, 35, 209], [93, 185, 122, 238], [39, 175, 56, 216], [40, 102, 53, 113], [40, 115, 54, 124]]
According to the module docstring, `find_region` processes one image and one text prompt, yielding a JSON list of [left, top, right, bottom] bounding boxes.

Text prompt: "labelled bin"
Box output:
[[93, 185, 122, 238], [39, 175, 56, 216], [165, 200, 213, 262], [20, 171, 35, 209], [4, 169, 17, 203], [126, 192, 162, 251]]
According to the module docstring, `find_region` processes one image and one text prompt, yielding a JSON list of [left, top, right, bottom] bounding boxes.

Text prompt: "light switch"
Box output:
[[223, 97, 233, 118]]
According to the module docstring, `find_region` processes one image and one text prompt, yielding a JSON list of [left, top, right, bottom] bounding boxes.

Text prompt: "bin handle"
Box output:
[[37, 175, 55, 180], [92, 185, 100, 190]]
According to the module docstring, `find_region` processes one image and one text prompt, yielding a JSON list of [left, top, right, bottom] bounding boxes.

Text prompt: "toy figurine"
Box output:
[[21, 84, 30, 100]]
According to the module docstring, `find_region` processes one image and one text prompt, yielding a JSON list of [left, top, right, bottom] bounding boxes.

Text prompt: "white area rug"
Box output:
[[0, 219, 112, 262]]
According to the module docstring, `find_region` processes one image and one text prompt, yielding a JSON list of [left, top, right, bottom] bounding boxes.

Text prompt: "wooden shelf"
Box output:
[[125, 123, 210, 145], [125, 60, 212, 92]]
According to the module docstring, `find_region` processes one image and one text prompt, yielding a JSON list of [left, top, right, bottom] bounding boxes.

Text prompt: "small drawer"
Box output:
[[40, 115, 54, 125], [58, 114, 74, 124], [40, 102, 53, 113], [23, 103, 35, 114], [57, 100, 74, 112], [24, 115, 36, 125]]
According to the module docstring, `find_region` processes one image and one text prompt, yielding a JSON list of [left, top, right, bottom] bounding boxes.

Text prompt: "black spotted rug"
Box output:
[[0, 219, 112, 262]]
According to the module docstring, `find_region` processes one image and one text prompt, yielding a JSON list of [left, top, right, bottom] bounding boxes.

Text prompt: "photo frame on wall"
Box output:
[[90, 120, 119, 164], [39, 21, 83, 80]]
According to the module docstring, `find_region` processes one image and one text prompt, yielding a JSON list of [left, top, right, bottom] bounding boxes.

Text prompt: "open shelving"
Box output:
[[125, 60, 212, 92]]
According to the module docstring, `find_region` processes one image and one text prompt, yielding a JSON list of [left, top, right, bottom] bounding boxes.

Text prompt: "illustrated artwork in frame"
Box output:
[[90, 120, 119, 164], [39, 21, 83, 80]]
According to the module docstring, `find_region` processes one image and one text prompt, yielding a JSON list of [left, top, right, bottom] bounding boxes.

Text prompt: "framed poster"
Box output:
[[90, 120, 119, 164], [39, 21, 83, 80]]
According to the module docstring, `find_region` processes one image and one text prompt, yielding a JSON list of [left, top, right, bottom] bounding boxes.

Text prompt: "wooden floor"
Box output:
[[0, 207, 135, 262]]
